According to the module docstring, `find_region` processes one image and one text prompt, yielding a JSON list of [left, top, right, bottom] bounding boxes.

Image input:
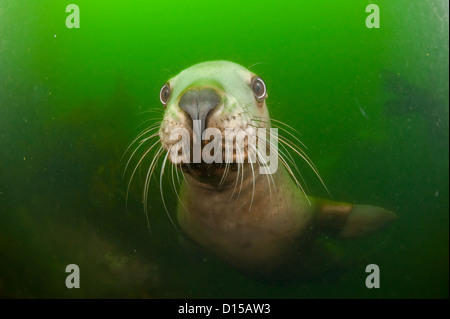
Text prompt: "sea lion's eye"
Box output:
[[160, 83, 171, 106], [251, 76, 266, 101]]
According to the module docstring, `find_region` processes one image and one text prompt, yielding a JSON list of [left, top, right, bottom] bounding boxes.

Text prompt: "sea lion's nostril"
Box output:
[[179, 88, 220, 132]]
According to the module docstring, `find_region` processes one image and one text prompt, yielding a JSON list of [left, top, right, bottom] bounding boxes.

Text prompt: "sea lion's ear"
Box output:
[[310, 197, 398, 239]]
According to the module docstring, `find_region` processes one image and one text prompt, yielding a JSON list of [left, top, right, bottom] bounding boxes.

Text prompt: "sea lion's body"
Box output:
[[153, 61, 396, 274], [178, 162, 312, 273]]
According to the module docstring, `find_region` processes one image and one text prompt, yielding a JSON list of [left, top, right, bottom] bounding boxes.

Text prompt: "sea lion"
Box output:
[[128, 61, 397, 275]]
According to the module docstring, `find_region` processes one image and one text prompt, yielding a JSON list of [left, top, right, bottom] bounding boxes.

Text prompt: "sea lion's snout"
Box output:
[[178, 88, 221, 133]]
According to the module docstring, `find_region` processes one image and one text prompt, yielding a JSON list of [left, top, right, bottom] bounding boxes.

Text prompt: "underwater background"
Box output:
[[0, 0, 448, 298]]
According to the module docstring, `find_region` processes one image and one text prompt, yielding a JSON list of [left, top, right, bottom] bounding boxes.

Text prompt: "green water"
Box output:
[[0, 0, 448, 298]]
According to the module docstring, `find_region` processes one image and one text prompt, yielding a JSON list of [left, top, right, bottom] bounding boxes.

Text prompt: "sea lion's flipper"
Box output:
[[311, 198, 398, 239], [337, 205, 398, 238]]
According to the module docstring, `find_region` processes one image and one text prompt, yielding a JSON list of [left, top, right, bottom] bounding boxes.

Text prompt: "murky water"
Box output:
[[0, 0, 448, 298]]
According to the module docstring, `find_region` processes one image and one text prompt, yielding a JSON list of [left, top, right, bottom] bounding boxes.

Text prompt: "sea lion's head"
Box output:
[[158, 61, 271, 185]]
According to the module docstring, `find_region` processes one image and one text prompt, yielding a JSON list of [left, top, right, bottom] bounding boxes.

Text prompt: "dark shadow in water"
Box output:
[[381, 70, 449, 149]]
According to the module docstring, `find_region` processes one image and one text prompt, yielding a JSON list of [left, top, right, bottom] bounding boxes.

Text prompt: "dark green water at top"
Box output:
[[0, 0, 448, 298]]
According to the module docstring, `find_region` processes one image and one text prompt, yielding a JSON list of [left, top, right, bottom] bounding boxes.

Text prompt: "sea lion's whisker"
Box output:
[[251, 137, 277, 196], [123, 133, 160, 180], [277, 140, 310, 194], [179, 163, 190, 188], [249, 117, 270, 125], [145, 146, 164, 192], [218, 162, 230, 190], [159, 150, 178, 232], [122, 122, 161, 161], [252, 116, 327, 194], [184, 162, 195, 188], [257, 134, 310, 204], [218, 163, 226, 189], [174, 161, 181, 188], [170, 161, 190, 214], [252, 144, 277, 214], [143, 146, 164, 232], [275, 133, 314, 169], [275, 132, 323, 187], [229, 155, 241, 202], [252, 146, 274, 199], [246, 62, 264, 70], [136, 118, 163, 131], [134, 131, 160, 152], [241, 101, 256, 112], [126, 139, 162, 209], [243, 129, 262, 212], [170, 160, 177, 192], [278, 149, 311, 205], [247, 123, 263, 129], [237, 147, 245, 199], [261, 157, 275, 200], [205, 149, 222, 171], [126, 136, 160, 179], [244, 131, 275, 194], [136, 109, 165, 116], [273, 124, 308, 151], [278, 137, 329, 196], [252, 116, 307, 150], [249, 157, 255, 212], [262, 117, 304, 137]]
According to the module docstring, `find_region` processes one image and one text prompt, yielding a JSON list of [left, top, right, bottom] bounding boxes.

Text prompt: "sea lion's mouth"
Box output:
[[172, 147, 250, 176], [179, 162, 233, 177], [163, 138, 253, 188]]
